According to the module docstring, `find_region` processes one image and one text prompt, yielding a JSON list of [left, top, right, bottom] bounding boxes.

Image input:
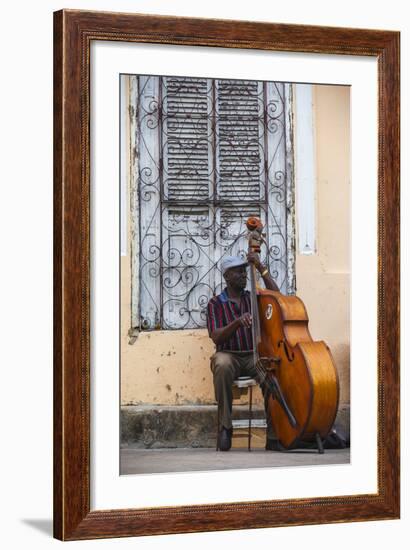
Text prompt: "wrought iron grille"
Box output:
[[129, 75, 295, 330]]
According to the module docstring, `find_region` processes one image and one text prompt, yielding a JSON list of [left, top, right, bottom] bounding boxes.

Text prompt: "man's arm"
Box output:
[[247, 251, 280, 292], [209, 313, 252, 346], [207, 299, 252, 346]]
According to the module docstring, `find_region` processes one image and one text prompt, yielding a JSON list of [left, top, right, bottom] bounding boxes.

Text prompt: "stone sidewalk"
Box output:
[[120, 446, 350, 475]]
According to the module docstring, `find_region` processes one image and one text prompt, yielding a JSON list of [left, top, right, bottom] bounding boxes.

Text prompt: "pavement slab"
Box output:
[[120, 447, 350, 475]]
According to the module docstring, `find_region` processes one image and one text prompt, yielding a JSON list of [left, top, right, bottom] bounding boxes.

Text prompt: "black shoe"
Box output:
[[265, 438, 282, 451], [219, 427, 233, 451]]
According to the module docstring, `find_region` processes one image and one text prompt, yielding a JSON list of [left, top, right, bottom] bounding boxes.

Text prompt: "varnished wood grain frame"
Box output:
[[53, 9, 400, 541]]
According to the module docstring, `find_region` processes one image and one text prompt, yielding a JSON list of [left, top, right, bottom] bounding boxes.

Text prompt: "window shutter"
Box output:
[[213, 80, 267, 292], [161, 77, 214, 329], [132, 76, 294, 331], [162, 77, 213, 202], [161, 206, 214, 329], [216, 80, 265, 203]]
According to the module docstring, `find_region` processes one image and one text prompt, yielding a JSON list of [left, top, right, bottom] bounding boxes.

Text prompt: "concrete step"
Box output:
[[121, 404, 350, 449], [121, 404, 265, 449]]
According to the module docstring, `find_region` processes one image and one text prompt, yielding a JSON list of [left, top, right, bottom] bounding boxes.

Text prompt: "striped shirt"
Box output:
[[207, 289, 253, 351]]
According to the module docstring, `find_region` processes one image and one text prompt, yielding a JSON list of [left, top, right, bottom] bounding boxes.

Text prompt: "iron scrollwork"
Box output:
[[134, 75, 291, 330]]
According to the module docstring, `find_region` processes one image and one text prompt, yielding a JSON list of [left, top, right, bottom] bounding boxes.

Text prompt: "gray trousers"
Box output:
[[211, 351, 274, 437]]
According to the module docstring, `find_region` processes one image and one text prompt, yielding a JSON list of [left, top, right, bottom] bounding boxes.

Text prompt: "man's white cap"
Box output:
[[221, 256, 248, 275]]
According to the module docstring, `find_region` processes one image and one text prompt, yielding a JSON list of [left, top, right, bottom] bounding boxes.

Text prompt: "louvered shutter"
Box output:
[[161, 77, 214, 328], [216, 80, 265, 202], [162, 77, 213, 202]]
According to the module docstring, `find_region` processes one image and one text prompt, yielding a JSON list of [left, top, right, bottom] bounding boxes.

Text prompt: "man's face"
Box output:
[[224, 265, 248, 290]]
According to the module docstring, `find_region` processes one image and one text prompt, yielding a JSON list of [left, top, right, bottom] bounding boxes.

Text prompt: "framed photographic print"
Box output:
[[54, 9, 400, 540]]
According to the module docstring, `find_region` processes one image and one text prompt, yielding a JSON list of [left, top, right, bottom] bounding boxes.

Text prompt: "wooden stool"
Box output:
[[216, 376, 258, 451]]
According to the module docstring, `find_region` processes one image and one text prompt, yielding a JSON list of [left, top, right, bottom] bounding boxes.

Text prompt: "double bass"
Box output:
[[246, 217, 339, 452]]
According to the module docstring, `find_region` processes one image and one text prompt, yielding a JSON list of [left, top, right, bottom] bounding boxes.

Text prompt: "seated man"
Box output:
[[207, 253, 279, 451]]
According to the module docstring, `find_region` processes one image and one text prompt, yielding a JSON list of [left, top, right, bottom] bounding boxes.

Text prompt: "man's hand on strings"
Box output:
[[239, 312, 252, 328]]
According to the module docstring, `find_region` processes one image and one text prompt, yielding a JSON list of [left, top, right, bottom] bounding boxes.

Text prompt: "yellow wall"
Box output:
[[295, 85, 350, 404], [121, 240, 213, 405], [121, 84, 351, 407]]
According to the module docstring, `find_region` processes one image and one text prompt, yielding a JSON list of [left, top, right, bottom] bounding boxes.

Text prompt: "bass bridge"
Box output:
[[258, 356, 281, 373]]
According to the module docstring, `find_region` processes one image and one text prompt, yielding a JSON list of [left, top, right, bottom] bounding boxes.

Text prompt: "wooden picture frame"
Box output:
[[54, 9, 400, 540]]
